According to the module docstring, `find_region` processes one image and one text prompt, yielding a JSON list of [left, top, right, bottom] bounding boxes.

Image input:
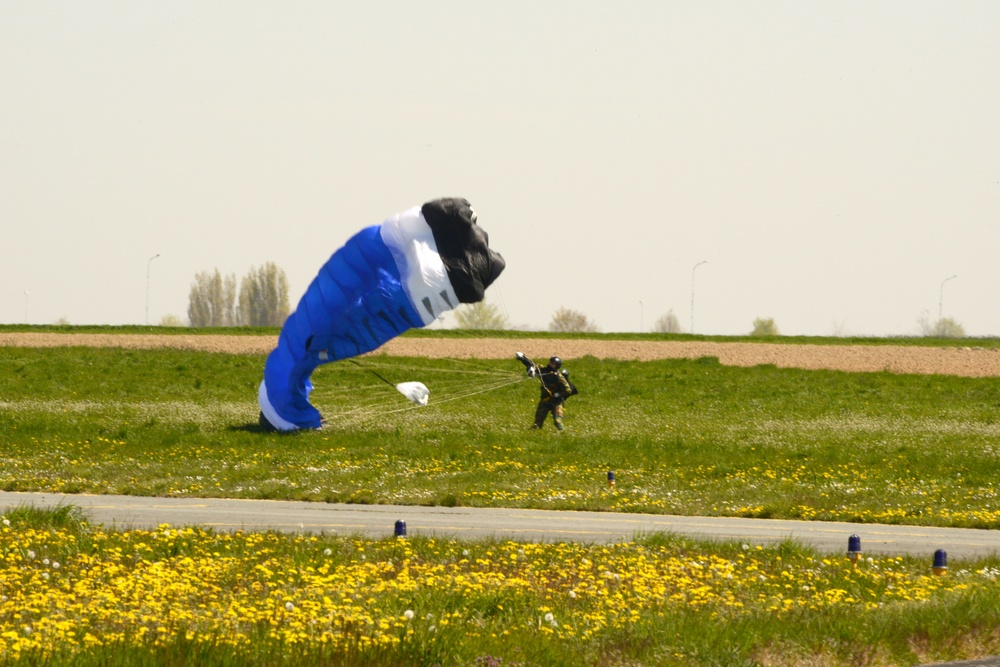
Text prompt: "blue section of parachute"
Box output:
[[262, 225, 424, 429]]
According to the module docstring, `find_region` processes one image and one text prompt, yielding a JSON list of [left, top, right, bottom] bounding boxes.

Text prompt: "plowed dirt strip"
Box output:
[[2, 333, 1000, 378], [0, 333, 278, 355]]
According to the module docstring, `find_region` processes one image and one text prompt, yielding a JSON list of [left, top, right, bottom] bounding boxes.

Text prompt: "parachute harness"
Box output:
[[516, 352, 554, 397], [515, 351, 576, 400]]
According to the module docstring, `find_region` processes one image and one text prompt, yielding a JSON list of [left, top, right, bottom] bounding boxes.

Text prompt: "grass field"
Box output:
[[3, 334, 1000, 665], [2, 344, 1000, 527]]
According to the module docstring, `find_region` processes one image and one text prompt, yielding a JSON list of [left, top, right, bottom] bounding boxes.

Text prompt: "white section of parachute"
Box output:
[[395, 381, 430, 406], [258, 380, 299, 431], [379, 206, 460, 326]]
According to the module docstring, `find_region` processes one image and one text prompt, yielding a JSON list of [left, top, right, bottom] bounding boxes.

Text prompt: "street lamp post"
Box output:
[[146, 254, 161, 325], [939, 274, 957, 322], [690, 260, 707, 334]]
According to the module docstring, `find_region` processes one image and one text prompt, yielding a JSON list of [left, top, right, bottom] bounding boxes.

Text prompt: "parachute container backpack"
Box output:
[[258, 198, 506, 431]]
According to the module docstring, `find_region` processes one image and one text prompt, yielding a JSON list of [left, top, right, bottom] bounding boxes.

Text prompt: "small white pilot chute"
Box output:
[[395, 381, 430, 406]]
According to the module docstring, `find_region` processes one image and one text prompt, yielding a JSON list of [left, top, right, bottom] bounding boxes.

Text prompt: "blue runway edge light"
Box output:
[[933, 548, 948, 575]]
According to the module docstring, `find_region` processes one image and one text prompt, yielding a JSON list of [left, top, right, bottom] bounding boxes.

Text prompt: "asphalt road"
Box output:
[[4, 491, 1000, 562]]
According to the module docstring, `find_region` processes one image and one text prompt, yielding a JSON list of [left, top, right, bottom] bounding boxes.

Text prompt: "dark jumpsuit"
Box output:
[[533, 363, 573, 430]]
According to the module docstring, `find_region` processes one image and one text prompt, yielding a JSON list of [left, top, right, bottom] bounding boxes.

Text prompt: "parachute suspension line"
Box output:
[[492, 284, 513, 330], [309, 330, 529, 422], [346, 359, 396, 389], [326, 377, 527, 427], [346, 356, 520, 403], [424, 375, 526, 405], [359, 358, 517, 379], [308, 356, 524, 421], [305, 366, 409, 419], [317, 373, 528, 425], [309, 383, 401, 415]]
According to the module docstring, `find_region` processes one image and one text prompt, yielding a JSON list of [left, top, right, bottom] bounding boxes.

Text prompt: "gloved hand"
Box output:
[[515, 351, 525, 360], [528, 367, 537, 378]]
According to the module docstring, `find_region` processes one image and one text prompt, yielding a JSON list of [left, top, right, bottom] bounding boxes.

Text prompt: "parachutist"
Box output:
[[517, 354, 578, 431]]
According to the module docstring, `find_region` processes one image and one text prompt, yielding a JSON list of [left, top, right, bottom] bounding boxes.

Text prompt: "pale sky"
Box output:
[[2, 2, 998, 337]]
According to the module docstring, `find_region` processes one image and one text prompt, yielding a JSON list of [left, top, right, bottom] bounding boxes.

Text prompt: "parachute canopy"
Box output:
[[258, 198, 505, 431]]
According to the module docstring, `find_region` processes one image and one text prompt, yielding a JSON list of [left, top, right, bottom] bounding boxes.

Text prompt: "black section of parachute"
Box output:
[[421, 198, 506, 304]]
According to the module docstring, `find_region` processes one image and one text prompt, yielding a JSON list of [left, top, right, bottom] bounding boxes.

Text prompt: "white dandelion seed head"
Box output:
[[23, 626, 32, 636], [323, 548, 332, 556], [403, 610, 414, 620], [568, 590, 577, 599], [52, 562, 60, 570], [544, 613, 554, 623], [42, 558, 50, 566], [285, 602, 295, 612], [2, 518, 10, 527]]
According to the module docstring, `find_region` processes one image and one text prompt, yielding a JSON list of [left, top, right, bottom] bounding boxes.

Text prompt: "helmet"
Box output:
[[549, 356, 562, 369]]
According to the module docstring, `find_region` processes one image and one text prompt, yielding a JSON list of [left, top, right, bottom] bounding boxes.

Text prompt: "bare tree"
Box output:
[[750, 317, 780, 337], [455, 300, 508, 330], [159, 314, 184, 327], [931, 317, 965, 338], [188, 269, 237, 327], [653, 310, 682, 333], [238, 262, 290, 327], [548, 307, 599, 333], [918, 312, 966, 338]]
